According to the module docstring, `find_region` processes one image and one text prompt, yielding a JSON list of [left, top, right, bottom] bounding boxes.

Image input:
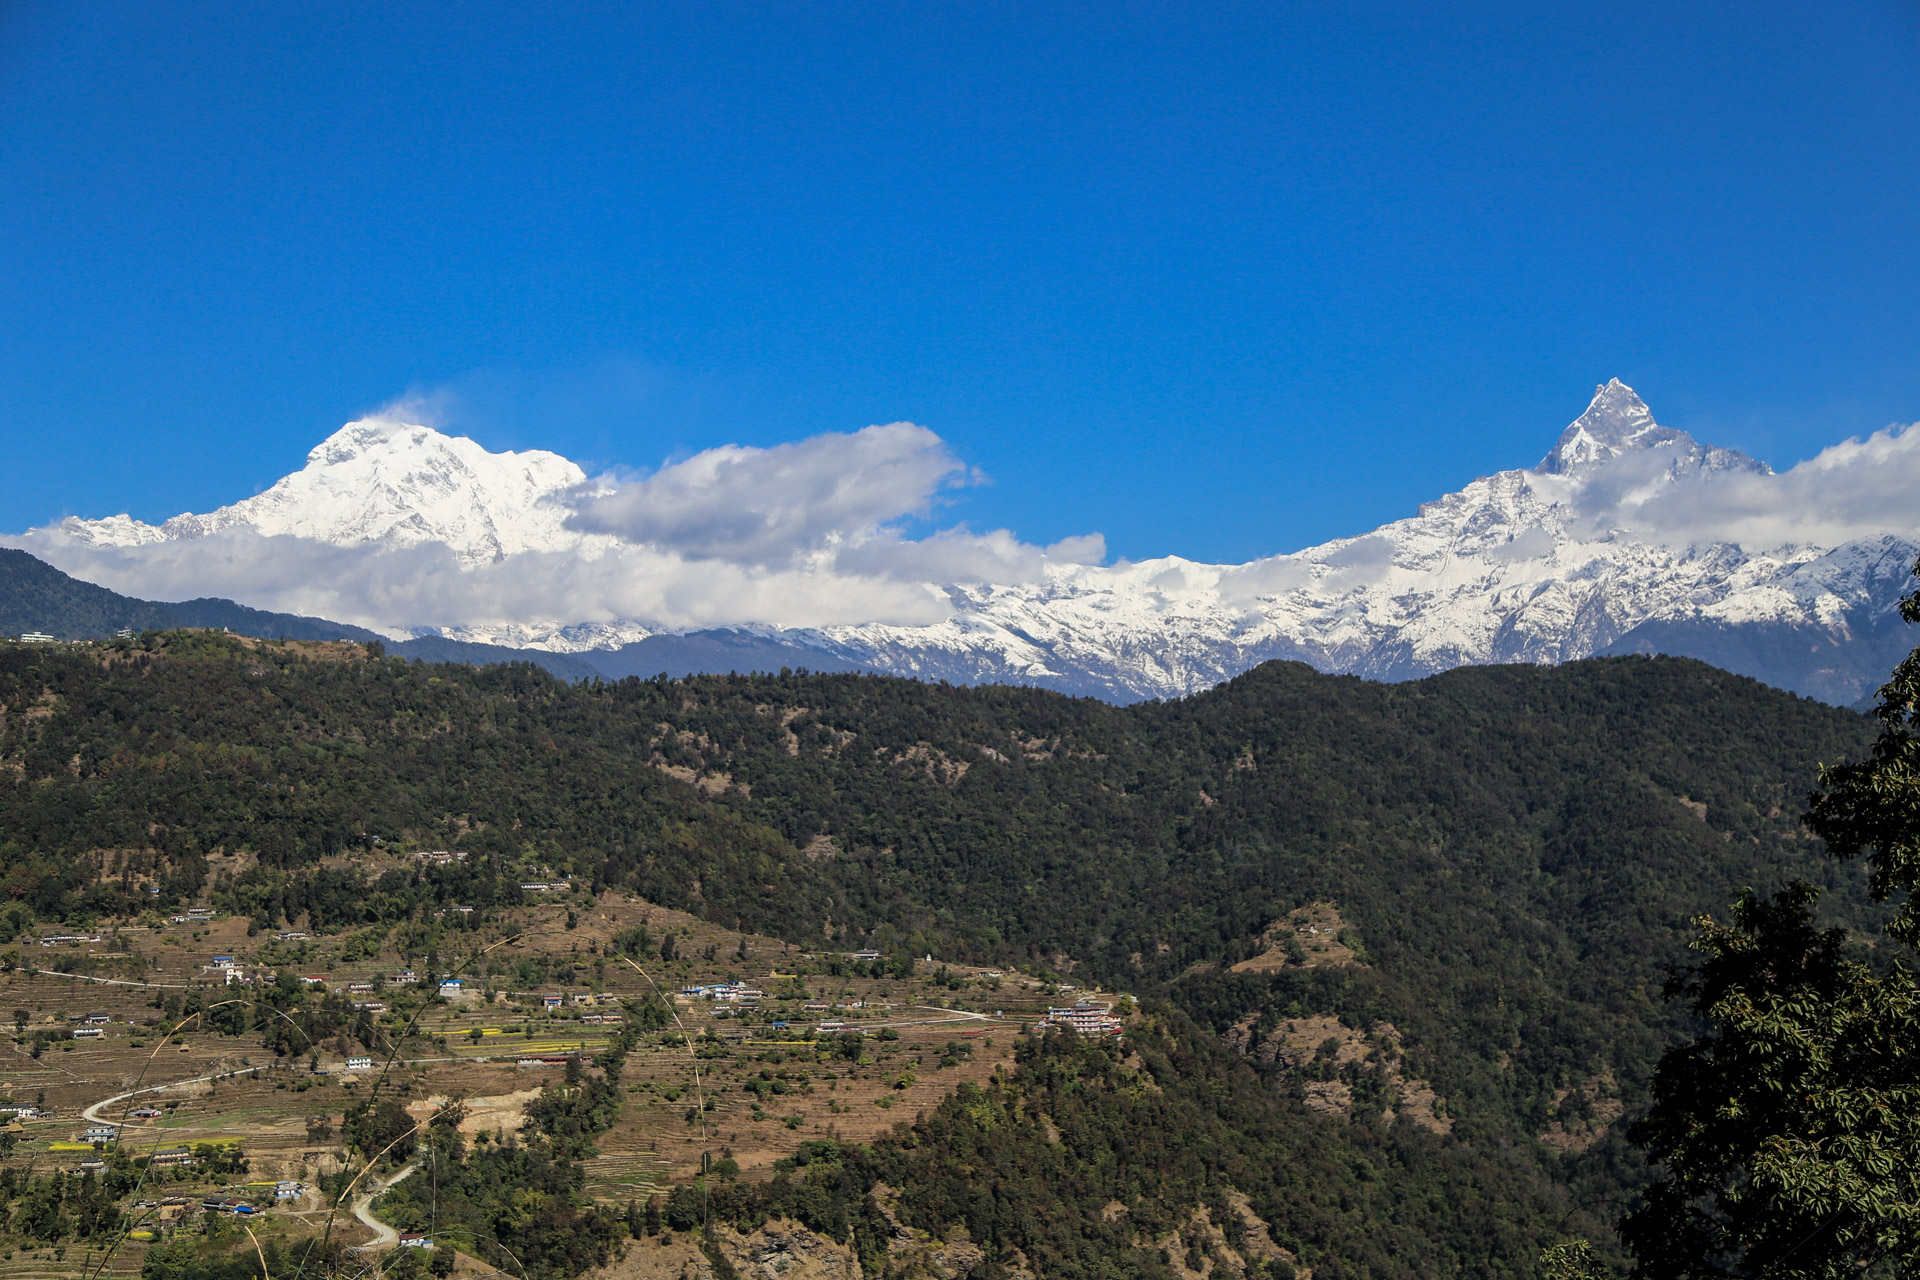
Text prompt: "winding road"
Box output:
[[79, 1062, 449, 1254], [350, 1160, 422, 1250], [24, 965, 191, 989], [82, 1066, 260, 1125]]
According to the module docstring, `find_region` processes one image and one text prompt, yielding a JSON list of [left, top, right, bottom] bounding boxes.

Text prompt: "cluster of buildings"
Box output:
[[36, 932, 103, 947], [1045, 1000, 1125, 1036], [9, 630, 138, 645], [168, 908, 219, 925], [413, 850, 469, 866], [679, 981, 765, 1005], [517, 880, 571, 893], [64, 1012, 114, 1040], [205, 955, 258, 985], [538, 991, 606, 1010]]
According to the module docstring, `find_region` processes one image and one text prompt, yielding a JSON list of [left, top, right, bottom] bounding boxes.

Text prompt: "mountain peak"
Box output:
[[46, 415, 597, 566], [305, 416, 440, 466], [1536, 378, 1696, 474]]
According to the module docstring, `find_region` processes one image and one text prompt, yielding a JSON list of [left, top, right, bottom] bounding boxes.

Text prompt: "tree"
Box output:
[[1621, 885, 1920, 1276], [343, 1098, 415, 1163], [1622, 567, 1920, 1276], [1806, 594, 1920, 950]]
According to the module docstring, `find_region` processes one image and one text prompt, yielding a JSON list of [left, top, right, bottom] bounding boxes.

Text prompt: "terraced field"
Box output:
[[0, 887, 1109, 1274]]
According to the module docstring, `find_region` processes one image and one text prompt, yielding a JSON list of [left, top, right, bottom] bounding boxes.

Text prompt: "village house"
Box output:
[[1046, 1000, 1122, 1035]]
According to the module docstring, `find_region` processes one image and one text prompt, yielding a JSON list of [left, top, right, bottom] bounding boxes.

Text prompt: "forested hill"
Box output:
[[0, 633, 1883, 1274], [0, 547, 601, 679]]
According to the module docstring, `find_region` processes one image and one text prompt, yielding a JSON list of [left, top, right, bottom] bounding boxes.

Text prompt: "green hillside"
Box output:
[[0, 633, 1882, 1275], [0, 547, 600, 678]]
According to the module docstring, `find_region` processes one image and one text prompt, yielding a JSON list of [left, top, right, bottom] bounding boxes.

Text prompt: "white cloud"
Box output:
[[7, 526, 962, 633], [1481, 526, 1556, 564], [9, 418, 1109, 634], [1215, 557, 1314, 599], [1575, 424, 1920, 550], [568, 422, 971, 565]]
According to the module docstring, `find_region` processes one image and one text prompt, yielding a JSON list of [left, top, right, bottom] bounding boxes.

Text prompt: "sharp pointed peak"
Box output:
[[1538, 378, 1688, 474]]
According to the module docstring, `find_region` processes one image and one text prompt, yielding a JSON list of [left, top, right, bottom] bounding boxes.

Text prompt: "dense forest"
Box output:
[[0, 632, 1886, 1275]]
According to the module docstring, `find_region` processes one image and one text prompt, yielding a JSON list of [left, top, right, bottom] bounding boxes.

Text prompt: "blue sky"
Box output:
[[3, 0, 1918, 565]]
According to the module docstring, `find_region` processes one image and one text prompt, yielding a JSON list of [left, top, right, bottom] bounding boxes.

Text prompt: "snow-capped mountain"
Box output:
[[33, 381, 1920, 705], [54, 419, 608, 567]]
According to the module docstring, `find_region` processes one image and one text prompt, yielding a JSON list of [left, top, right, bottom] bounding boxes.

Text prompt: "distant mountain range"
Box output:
[[10, 380, 1919, 704]]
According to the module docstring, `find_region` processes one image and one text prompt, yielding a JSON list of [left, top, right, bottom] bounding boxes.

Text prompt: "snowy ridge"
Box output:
[[55, 418, 612, 567], [42, 381, 1920, 704]]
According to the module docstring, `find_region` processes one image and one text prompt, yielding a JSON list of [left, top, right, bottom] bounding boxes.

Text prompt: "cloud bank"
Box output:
[[8, 419, 1106, 635], [569, 423, 969, 564], [11, 411, 1920, 643], [1570, 424, 1920, 549]]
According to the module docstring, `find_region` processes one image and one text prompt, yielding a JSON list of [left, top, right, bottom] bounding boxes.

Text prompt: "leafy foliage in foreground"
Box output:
[[1616, 585, 1920, 1277], [1622, 885, 1920, 1277]]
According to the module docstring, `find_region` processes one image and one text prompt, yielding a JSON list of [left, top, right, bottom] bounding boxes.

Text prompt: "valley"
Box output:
[[0, 895, 1079, 1279]]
